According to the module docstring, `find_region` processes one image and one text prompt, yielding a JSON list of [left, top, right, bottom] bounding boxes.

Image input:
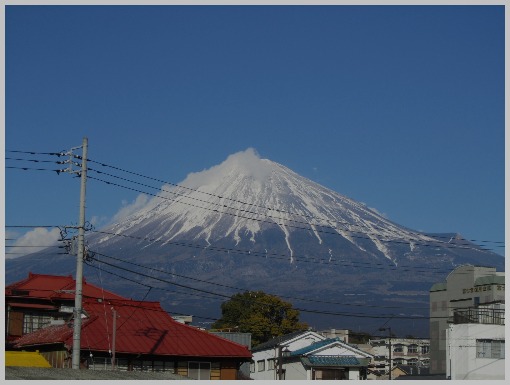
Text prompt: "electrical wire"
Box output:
[[88, 228, 484, 276], [87, 174, 495, 253], [86, 252, 435, 321], [83, 156, 504, 249], [91, 250, 431, 311], [6, 152, 504, 249]]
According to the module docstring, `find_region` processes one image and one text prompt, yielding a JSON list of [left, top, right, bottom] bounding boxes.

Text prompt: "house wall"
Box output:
[[446, 323, 505, 380], [251, 348, 280, 380], [252, 335, 372, 380], [250, 331, 325, 380], [285, 360, 310, 381]]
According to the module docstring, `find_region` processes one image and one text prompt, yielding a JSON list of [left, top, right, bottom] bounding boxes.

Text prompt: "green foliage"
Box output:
[[211, 291, 308, 346], [349, 331, 373, 344]]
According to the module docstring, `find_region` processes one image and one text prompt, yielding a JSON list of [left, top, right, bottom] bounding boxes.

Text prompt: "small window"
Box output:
[[188, 362, 211, 380], [257, 360, 265, 372], [421, 345, 430, 354], [408, 344, 418, 354], [393, 344, 404, 353], [268, 358, 276, 370], [476, 339, 505, 359], [250, 361, 255, 373]]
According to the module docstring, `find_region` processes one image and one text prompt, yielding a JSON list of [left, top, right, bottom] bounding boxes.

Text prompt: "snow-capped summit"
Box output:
[[98, 148, 440, 264]]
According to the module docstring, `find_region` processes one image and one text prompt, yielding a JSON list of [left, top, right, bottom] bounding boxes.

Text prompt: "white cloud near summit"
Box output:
[[181, 148, 272, 189], [111, 194, 150, 224], [106, 148, 270, 225], [8, 227, 61, 259]]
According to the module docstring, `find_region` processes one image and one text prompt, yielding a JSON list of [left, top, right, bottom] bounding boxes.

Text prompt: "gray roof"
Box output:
[[5, 366, 192, 380], [301, 355, 370, 368], [252, 330, 308, 352], [475, 275, 505, 286], [429, 282, 447, 292], [290, 338, 341, 356]]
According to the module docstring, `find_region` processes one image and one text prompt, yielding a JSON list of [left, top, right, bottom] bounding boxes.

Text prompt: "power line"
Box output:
[[92, 250, 430, 311], [86, 252, 432, 321], [6, 151, 504, 249], [6, 225, 61, 228], [88, 229, 479, 276], [87, 174, 495, 253], [83, 156, 504, 248]]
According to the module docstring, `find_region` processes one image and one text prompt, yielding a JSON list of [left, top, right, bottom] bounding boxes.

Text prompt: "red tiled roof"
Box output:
[[9, 302, 58, 310], [6, 272, 128, 302], [15, 297, 252, 360]]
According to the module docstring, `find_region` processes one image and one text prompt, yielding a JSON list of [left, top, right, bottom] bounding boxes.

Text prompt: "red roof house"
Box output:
[[6, 273, 252, 380], [6, 272, 128, 344]]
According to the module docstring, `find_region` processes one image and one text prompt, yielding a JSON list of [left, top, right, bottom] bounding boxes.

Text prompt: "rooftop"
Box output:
[[15, 297, 252, 359]]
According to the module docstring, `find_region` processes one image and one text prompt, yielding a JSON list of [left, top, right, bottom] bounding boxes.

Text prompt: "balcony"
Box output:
[[452, 307, 505, 325]]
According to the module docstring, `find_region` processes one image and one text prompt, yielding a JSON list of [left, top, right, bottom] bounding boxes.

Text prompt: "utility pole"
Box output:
[[72, 137, 88, 369], [278, 345, 283, 380], [379, 327, 392, 380], [112, 307, 117, 370]]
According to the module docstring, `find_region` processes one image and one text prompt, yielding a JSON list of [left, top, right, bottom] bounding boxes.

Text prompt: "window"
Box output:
[[257, 360, 265, 372], [268, 358, 276, 370], [407, 358, 419, 366], [407, 344, 418, 354], [188, 362, 211, 380], [23, 313, 52, 334], [250, 361, 255, 373], [393, 344, 404, 353], [421, 345, 430, 354], [476, 339, 505, 359], [393, 358, 405, 365]]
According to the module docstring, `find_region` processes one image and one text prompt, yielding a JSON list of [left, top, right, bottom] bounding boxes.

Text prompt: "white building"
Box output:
[[250, 330, 372, 380], [429, 264, 505, 375], [366, 337, 430, 375], [446, 304, 505, 380]]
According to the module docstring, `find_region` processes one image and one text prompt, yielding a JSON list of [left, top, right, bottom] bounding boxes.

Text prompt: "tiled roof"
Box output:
[[301, 355, 370, 367], [290, 338, 341, 356], [251, 330, 312, 352], [6, 273, 127, 301], [15, 297, 252, 359]]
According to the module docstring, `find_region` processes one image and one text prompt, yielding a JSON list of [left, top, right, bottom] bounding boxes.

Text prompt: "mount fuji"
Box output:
[[6, 149, 504, 336]]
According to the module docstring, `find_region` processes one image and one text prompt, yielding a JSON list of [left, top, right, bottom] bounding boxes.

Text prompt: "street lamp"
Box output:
[[379, 327, 392, 380]]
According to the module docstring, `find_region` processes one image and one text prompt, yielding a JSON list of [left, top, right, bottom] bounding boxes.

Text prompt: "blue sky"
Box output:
[[5, 4, 505, 257]]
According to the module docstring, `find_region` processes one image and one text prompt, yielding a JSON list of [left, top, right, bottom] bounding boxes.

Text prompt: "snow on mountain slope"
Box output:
[[95, 148, 441, 263]]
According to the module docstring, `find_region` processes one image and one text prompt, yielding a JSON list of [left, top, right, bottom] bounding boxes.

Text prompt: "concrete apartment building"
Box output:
[[429, 265, 505, 376]]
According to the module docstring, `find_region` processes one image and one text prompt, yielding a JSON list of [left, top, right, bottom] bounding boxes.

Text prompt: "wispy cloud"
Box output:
[[7, 227, 61, 259], [105, 148, 267, 226], [182, 148, 270, 189], [111, 194, 150, 224]]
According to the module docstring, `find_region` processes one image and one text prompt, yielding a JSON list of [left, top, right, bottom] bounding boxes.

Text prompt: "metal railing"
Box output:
[[452, 308, 505, 325]]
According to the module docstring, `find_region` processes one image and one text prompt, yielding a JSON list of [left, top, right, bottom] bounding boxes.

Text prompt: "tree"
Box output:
[[349, 331, 373, 344], [211, 291, 308, 346]]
